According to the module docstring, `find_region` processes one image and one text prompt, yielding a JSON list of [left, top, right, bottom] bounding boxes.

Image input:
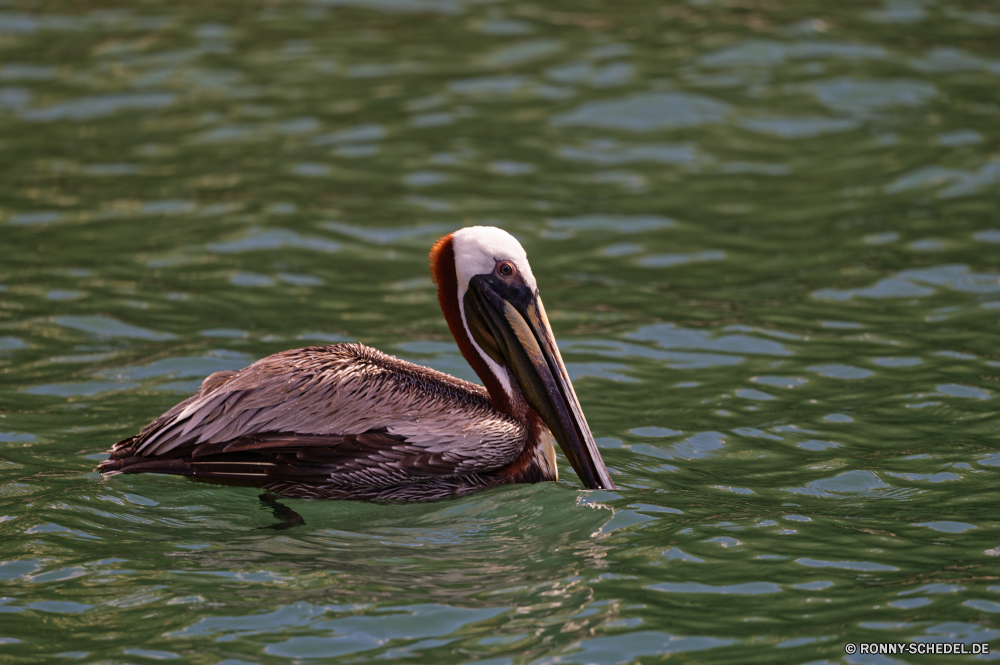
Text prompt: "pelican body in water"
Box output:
[[99, 227, 615, 501]]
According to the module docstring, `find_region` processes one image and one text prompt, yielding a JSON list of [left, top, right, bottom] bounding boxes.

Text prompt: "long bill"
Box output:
[[463, 275, 616, 490]]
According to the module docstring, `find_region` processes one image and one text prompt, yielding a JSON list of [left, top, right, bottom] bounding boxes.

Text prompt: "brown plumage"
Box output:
[[98, 226, 614, 501], [100, 344, 551, 500]]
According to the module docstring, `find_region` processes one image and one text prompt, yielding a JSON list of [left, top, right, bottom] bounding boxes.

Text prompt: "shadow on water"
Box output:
[[257, 492, 306, 531]]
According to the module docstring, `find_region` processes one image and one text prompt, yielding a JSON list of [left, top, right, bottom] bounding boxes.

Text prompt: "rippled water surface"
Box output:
[[2, 0, 1000, 662]]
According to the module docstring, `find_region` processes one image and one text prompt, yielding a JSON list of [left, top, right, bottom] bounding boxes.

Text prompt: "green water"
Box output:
[[2, 0, 999, 662]]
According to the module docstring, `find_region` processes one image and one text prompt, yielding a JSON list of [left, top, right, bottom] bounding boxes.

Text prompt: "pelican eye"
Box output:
[[497, 261, 516, 277]]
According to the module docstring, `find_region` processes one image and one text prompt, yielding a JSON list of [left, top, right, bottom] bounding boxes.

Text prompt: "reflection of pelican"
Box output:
[[99, 227, 615, 501]]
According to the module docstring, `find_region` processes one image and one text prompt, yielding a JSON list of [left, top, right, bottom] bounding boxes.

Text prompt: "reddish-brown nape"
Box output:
[[429, 234, 514, 416], [429, 233, 547, 484]]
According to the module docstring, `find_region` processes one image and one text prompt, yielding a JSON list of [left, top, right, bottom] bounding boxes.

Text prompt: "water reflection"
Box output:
[[551, 91, 732, 131]]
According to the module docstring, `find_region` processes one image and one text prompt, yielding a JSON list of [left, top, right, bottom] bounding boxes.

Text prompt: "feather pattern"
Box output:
[[99, 343, 545, 501]]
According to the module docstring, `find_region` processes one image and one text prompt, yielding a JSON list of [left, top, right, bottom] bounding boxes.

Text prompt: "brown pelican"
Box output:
[[99, 226, 615, 501]]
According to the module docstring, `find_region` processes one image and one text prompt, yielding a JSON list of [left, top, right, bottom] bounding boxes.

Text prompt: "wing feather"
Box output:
[[103, 344, 526, 487]]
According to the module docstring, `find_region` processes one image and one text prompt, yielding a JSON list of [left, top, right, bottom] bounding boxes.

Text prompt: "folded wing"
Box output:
[[99, 344, 525, 491]]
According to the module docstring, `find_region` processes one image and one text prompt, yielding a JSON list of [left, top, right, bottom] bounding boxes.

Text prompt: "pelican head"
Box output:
[[431, 226, 615, 491]]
